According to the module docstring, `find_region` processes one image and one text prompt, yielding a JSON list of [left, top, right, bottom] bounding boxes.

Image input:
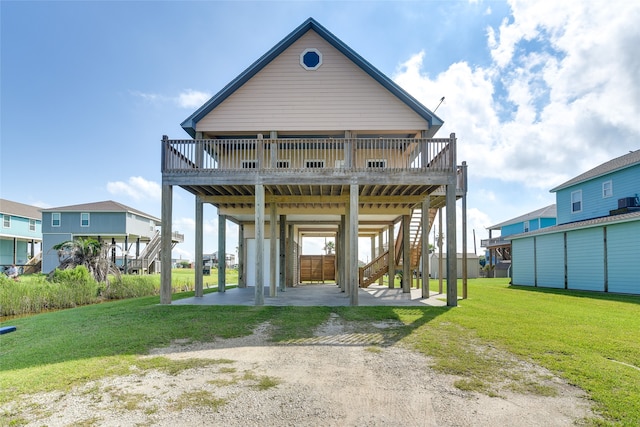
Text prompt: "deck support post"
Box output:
[[388, 223, 395, 288], [270, 203, 277, 297], [279, 215, 286, 292], [349, 184, 359, 306], [402, 214, 411, 293], [378, 231, 384, 285], [344, 201, 351, 296], [255, 184, 265, 305], [238, 224, 245, 287], [218, 214, 226, 292], [339, 216, 346, 292], [422, 197, 430, 298], [446, 133, 458, 307], [160, 183, 173, 304], [438, 208, 444, 293], [461, 161, 468, 299], [195, 196, 204, 297], [287, 223, 295, 287]]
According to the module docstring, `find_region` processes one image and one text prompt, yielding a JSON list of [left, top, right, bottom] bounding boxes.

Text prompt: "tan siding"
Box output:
[[196, 31, 428, 133]]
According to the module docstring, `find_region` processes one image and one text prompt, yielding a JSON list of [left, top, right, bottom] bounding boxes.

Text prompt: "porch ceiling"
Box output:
[[181, 183, 448, 212]]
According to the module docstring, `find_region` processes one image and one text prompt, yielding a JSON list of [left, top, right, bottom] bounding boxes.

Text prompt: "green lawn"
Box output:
[[1, 278, 639, 426]]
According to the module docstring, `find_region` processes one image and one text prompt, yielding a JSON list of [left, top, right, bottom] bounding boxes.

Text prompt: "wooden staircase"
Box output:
[[359, 207, 438, 287]]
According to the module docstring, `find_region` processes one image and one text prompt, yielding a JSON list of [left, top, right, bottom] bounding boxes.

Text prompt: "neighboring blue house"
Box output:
[[509, 150, 640, 294], [41, 200, 182, 274], [481, 204, 557, 277], [0, 199, 42, 273]]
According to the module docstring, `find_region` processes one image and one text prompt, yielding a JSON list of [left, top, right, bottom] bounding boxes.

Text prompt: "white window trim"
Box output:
[[602, 180, 613, 198], [3, 215, 10, 228], [367, 159, 387, 169], [305, 159, 325, 168], [52, 212, 61, 227], [81, 213, 90, 227], [571, 190, 582, 213], [523, 220, 529, 233], [29, 219, 36, 231], [300, 48, 322, 70]]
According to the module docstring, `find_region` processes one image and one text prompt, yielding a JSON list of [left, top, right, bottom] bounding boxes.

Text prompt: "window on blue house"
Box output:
[[81, 213, 90, 227], [3, 215, 10, 228], [29, 219, 36, 231], [523, 221, 529, 232], [602, 180, 613, 198], [571, 190, 582, 213], [52, 213, 61, 227]]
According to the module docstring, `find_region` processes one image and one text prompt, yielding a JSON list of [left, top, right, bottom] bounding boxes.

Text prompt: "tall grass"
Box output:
[[0, 267, 240, 317]]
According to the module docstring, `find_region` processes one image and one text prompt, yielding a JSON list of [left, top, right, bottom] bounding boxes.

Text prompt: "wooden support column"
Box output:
[[339, 216, 346, 292], [218, 214, 226, 293], [160, 183, 173, 304], [388, 223, 395, 289], [270, 203, 277, 297], [238, 224, 245, 287], [438, 208, 444, 293], [124, 236, 128, 275], [279, 215, 286, 292], [255, 185, 265, 305], [194, 197, 204, 297], [378, 231, 384, 285], [370, 236, 375, 266], [402, 215, 411, 293], [287, 223, 294, 287], [349, 184, 359, 306], [111, 238, 116, 264], [446, 183, 458, 307], [461, 161, 468, 299], [422, 197, 430, 299]]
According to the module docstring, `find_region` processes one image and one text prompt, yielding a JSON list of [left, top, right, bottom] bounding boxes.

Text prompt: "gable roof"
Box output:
[[488, 204, 556, 231], [551, 149, 640, 192], [181, 17, 443, 138], [41, 200, 160, 223], [0, 199, 42, 221]]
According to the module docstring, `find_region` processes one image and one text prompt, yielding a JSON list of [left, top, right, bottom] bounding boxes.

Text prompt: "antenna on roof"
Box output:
[[433, 96, 445, 112]]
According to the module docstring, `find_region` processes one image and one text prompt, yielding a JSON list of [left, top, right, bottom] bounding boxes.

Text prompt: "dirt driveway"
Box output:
[[12, 314, 595, 426]]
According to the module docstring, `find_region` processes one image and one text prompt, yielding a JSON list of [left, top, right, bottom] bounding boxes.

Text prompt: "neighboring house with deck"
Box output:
[[0, 199, 42, 273], [509, 150, 640, 294], [41, 200, 183, 274], [481, 204, 556, 277], [159, 18, 467, 306]]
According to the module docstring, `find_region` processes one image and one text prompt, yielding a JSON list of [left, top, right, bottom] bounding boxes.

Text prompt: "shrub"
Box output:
[[104, 275, 158, 300]]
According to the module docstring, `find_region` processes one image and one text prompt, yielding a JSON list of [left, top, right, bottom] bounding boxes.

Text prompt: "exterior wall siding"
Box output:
[[535, 233, 565, 288], [126, 214, 157, 239], [556, 166, 640, 225], [42, 233, 73, 273], [196, 31, 428, 133], [43, 212, 126, 235], [0, 239, 29, 265], [512, 238, 535, 285], [1, 215, 42, 240], [566, 228, 604, 291], [502, 222, 525, 237], [607, 221, 640, 294]]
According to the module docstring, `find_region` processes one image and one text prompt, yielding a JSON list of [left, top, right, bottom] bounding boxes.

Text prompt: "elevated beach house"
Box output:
[[160, 18, 467, 306], [509, 150, 640, 293], [481, 204, 557, 277], [41, 200, 183, 274], [0, 199, 42, 273]]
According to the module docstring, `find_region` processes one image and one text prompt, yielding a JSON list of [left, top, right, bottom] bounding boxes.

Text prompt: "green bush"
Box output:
[[104, 275, 158, 300]]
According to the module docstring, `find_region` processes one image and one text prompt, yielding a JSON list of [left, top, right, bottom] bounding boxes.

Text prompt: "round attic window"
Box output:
[[300, 48, 322, 70]]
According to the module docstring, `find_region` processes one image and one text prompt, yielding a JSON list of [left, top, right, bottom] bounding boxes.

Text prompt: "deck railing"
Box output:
[[162, 136, 456, 174]]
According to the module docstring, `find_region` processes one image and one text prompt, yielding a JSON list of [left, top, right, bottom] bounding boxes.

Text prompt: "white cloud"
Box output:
[[106, 176, 161, 201], [131, 89, 211, 109], [177, 89, 211, 109], [393, 1, 640, 191]]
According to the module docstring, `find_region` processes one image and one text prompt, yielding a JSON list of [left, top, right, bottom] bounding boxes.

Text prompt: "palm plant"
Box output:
[[51, 238, 121, 284]]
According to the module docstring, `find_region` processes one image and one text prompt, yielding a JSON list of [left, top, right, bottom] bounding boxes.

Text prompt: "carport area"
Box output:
[[172, 283, 447, 307]]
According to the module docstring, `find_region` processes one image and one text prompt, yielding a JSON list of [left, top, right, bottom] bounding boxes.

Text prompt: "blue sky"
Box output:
[[2, 1, 639, 261]]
